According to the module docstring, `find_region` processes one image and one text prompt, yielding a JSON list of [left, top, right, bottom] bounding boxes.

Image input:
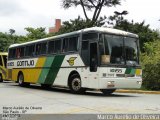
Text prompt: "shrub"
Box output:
[[141, 40, 160, 90]]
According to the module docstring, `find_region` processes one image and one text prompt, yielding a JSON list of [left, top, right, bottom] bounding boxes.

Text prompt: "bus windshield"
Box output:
[[99, 34, 139, 66]]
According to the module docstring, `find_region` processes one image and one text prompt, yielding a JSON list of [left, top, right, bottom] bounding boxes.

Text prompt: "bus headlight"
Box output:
[[107, 81, 115, 88], [137, 81, 142, 85]]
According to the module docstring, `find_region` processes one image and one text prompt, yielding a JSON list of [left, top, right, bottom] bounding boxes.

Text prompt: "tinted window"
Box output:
[[124, 37, 138, 65], [82, 33, 98, 40], [62, 38, 69, 52], [0, 56, 2, 66], [48, 41, 55, 54], [81, 41, 89, 65], [55, 40, 61, 53], [82, 41, 89, 50], [36, 42, 47, 55], [2, 55, 7, 67], [99, 34, 109, 56], [25, 45, 35, 57], [68, 37, 78, 51], [9, 48, 16, 59], [106, 35, 124, 64], [41, 43, 47, 54], [16, 47, 25, 58]]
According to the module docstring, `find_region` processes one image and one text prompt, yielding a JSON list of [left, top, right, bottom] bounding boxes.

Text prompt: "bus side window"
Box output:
[[55, 40, 61, 53], [36, 42, 47, 55], [62, 38, 69, 52], [25, 45, 35, 57], [2, 55, 7, 68], [9, 49, 16, 59], [48, 41, 55, 54], [81, 40, 89, 65], [16, 48, 20, 58], [68, 36, 78, 52], [0, 56, 2, 66], [41, 43, 47, 54], [36, 44, 41, 55], [16, 47, 24, 58]]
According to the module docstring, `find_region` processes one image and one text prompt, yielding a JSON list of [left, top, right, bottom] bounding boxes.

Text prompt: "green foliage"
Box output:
[[25, 27, 47, 41], [9, 29, 15, 35], [62, 0, 121, 25], [58, 16, 106, 34], [109, 16, 159, 51], [0, 32, 11, 52], [141, 40, 160, 90], [0, 27, 47, 52]]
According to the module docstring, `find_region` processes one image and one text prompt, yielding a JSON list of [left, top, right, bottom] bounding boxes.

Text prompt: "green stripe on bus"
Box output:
[[125, 68, 131, 74], [125, 68, 136, 75], [38, 57, 55, 83], [130, 69, 136, 75], [44, 55, 65, 84]]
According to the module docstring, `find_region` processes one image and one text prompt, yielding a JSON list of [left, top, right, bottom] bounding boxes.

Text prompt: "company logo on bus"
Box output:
[[67, 57, 77, 66], [110, 69, 122, 73]]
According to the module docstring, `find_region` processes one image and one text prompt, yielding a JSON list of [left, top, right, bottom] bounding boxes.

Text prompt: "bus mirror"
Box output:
[[101, 55, 110, 64]]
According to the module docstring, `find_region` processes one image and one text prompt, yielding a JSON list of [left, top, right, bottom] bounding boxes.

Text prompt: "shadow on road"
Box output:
[[3, 81, 138, 97]]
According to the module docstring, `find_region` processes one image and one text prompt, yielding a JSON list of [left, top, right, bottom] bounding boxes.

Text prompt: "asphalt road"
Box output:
[[0, 81, 160, 115]]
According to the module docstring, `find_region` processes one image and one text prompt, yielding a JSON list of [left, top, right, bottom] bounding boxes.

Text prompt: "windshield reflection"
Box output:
[[99, 34, 139, 66]]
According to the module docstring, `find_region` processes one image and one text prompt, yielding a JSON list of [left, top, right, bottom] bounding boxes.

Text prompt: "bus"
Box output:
[[0, 52, 8, 82], [7, 27, 142, 94]]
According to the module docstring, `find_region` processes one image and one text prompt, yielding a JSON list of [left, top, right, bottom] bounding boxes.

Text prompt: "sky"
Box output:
[[0, 0, 160, 35]]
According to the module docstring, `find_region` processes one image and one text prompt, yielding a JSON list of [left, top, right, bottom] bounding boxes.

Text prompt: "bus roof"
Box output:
[[0, 52, 8, 55], [9, 27, 138, 48]]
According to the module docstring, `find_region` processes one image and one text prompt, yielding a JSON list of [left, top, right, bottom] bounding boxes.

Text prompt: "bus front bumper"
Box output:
[[99, 77, 142, 89]]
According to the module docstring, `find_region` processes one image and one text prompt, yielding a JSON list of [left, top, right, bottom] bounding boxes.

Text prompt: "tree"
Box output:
[[25, 27, 47, 41], [113, 10, 128, 24], [108, 13, 159, 51], [9, 29, 16, 43], [62, 0, 121, 25], [57, 16, 106, 34], [9, 29, 15, 35], [141, 40, 160, 90], [0, 32, 10, 52]]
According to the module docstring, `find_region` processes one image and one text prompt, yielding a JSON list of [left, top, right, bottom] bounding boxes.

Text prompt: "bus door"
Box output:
[[89, 42, 98, 72], [88, 42, 99, 88], [2, 55, 7, 69], [81, 33, 99, 88]]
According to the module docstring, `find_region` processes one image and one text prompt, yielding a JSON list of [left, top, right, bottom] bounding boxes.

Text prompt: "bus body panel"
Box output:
[[7, 52, 142, 89], [98, 67, 142, 89], [0, 52, 8, 81]]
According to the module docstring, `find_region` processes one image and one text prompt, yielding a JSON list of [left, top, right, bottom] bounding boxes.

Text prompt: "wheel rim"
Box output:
[[72, 78, 81, 91], [19, 74, 23, 85]]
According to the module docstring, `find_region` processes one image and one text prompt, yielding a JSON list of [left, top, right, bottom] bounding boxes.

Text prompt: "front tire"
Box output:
[[0, 74, 3, 82], [100, 89, 116, 95], [69, 74, 86, 94]]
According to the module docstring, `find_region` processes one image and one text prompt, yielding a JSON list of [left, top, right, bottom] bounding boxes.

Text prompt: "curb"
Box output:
[[115, 89, 160, 94]]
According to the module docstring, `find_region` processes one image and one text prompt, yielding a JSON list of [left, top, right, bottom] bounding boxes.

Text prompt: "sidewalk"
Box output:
[[116, 89, 160, 94]]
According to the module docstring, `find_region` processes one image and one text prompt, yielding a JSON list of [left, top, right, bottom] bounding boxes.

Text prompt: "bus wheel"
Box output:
[[0, 74, 3, 82], [18, 73, 29, 87], [100, 89, 116, 95], [69, 74, 86, 94]]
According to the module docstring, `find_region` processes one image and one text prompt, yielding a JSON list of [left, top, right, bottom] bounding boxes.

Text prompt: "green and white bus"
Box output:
[[7, 27, 142, 94]]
